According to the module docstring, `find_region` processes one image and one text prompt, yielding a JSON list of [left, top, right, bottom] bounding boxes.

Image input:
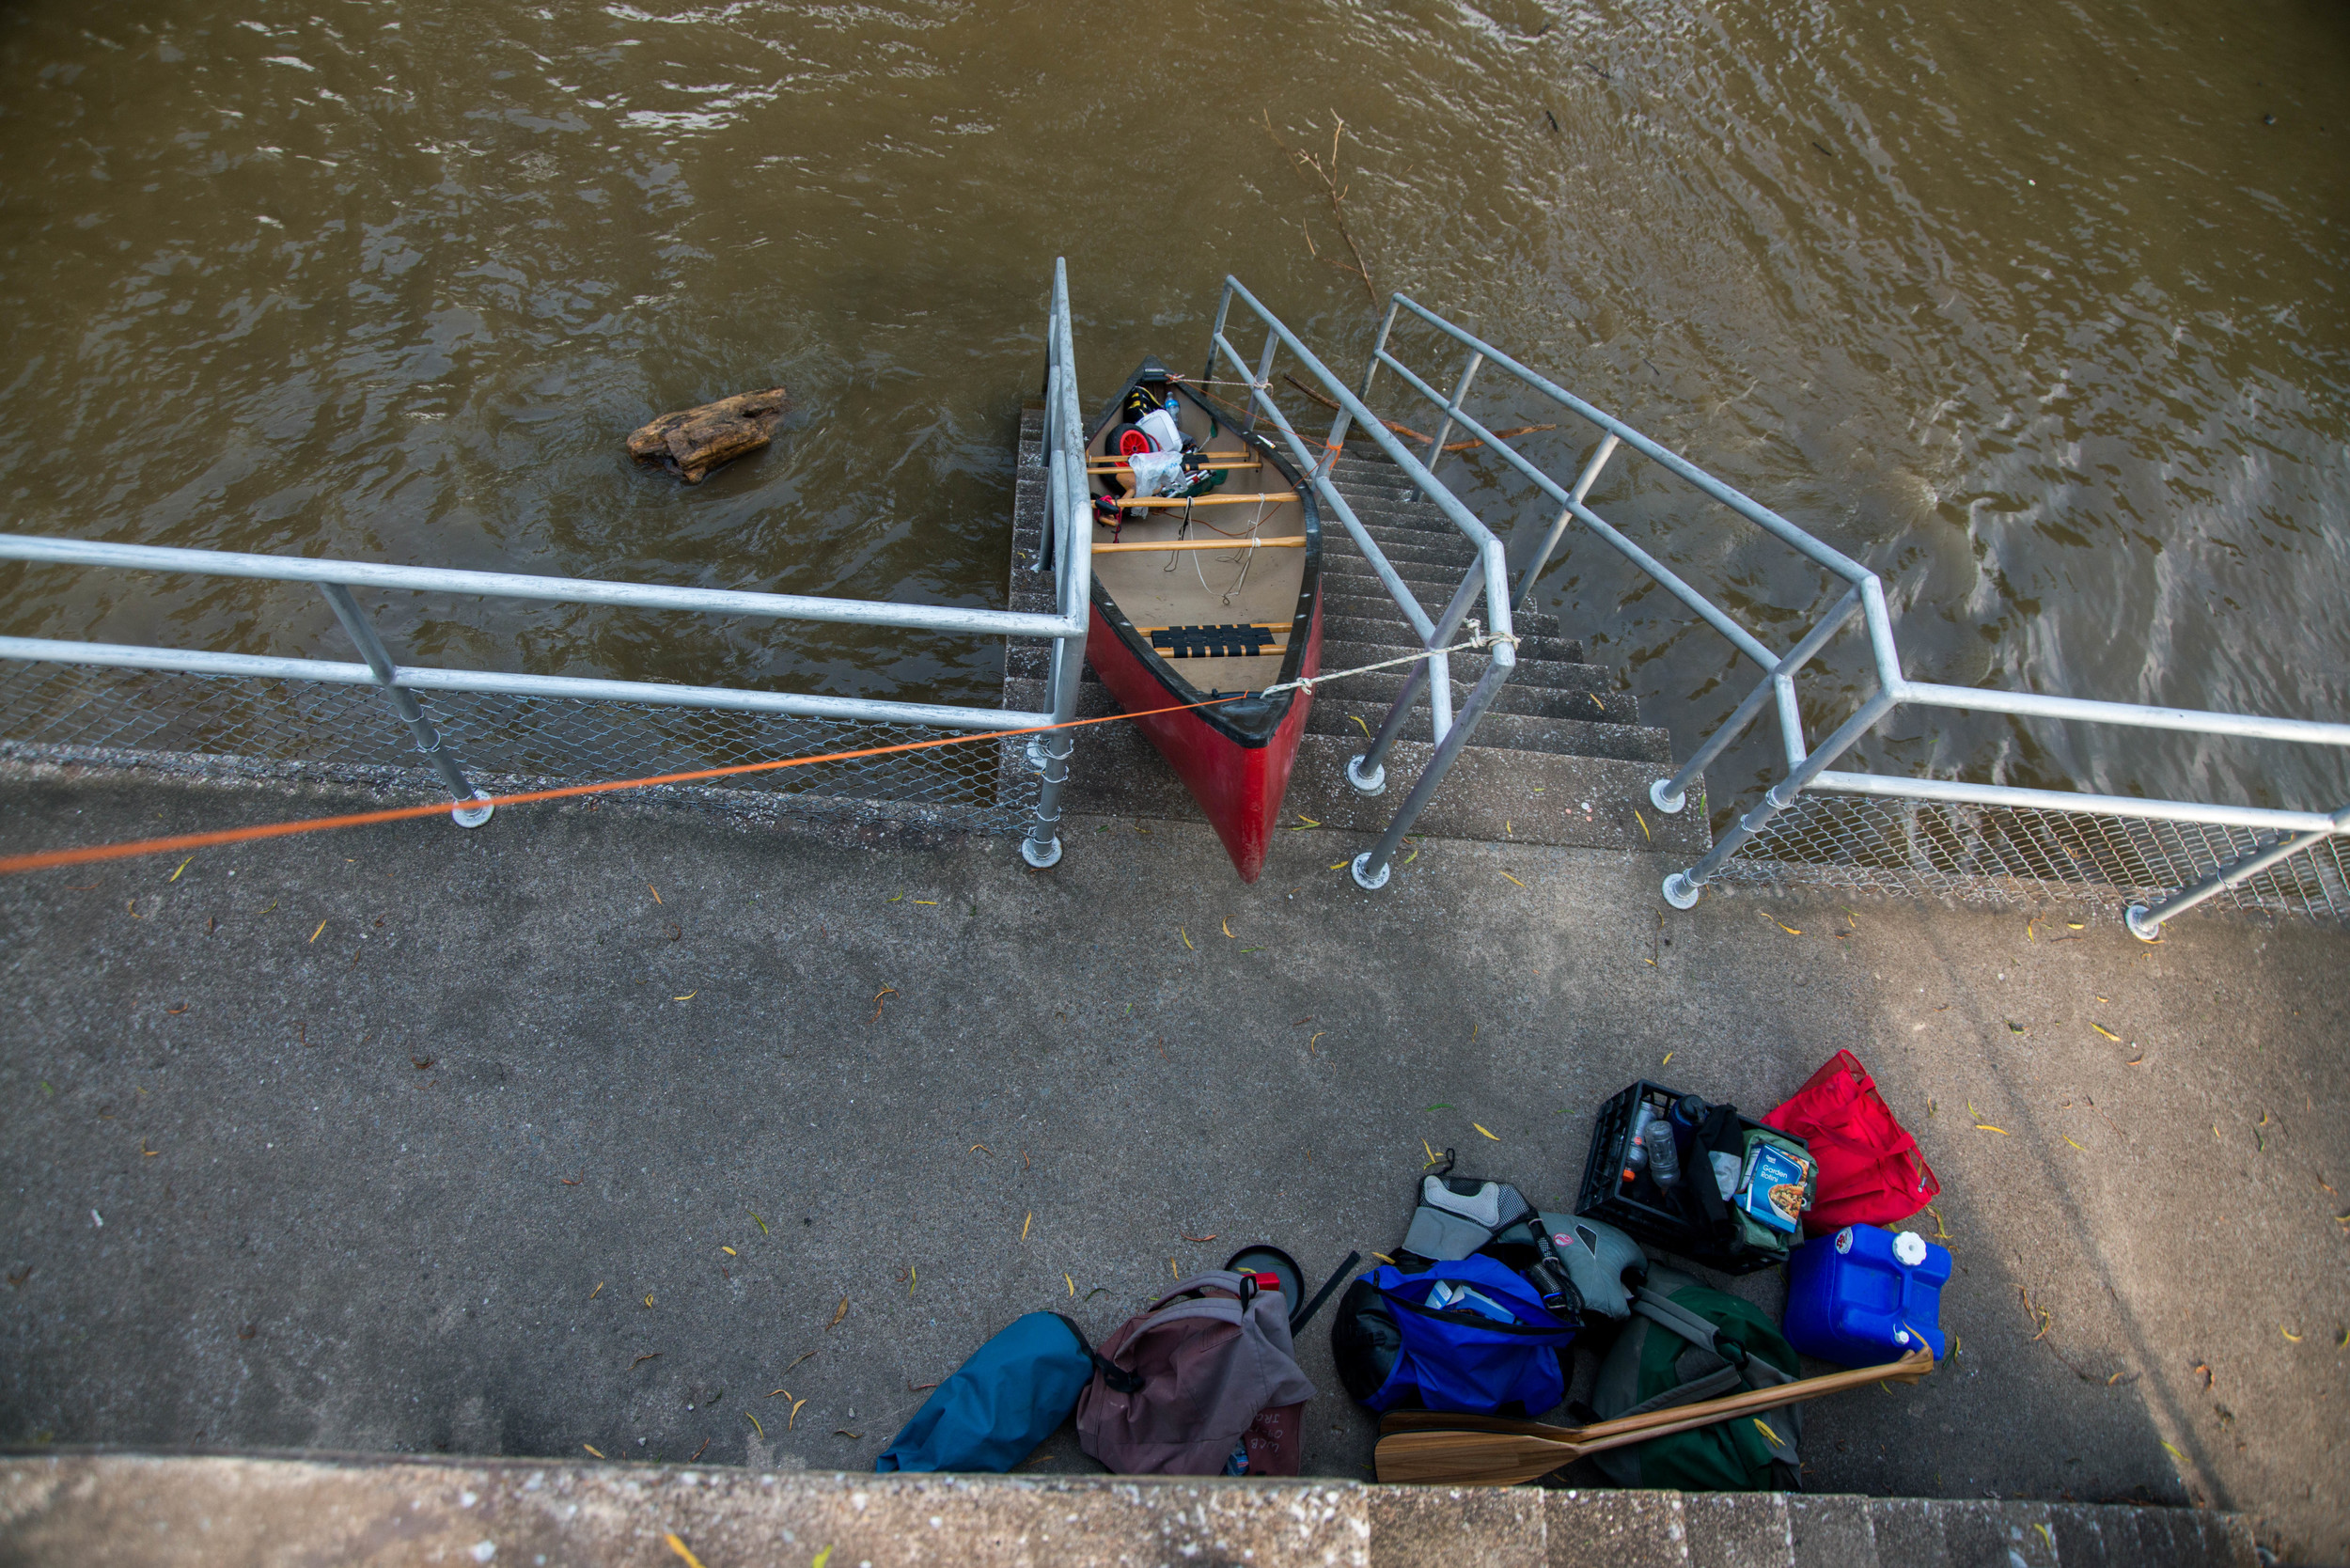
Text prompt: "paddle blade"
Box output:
[[1373, 1429, 1579, 1487]]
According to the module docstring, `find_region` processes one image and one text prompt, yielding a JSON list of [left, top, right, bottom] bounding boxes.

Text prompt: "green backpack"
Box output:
[[1586, 1265, 1803, 1491]]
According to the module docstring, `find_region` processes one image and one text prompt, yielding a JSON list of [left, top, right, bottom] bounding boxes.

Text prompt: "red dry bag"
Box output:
[[1762, 1051, 1938, 1235]]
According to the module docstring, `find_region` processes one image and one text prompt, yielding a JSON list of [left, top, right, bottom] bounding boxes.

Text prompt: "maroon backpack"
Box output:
[[1075, 1270, 1318, 1475]]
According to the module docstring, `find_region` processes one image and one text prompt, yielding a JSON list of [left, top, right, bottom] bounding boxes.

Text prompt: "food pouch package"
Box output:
[[1735, 1145, 1809, 1234]]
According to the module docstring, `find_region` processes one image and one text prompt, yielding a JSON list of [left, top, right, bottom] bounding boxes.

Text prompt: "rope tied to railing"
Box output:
[[1261, 620, 1515, 698]]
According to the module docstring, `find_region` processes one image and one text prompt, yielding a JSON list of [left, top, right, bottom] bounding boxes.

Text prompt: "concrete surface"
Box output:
[[0, 767, 2343, 1559], [0, 1453, 2261, 1567]]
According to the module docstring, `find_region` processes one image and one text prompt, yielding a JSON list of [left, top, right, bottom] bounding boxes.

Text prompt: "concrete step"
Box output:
[[1323, 607, 1571, 651], [1321, 642, 1603, 697], [1315, 666, 1639, 726], [1324, 551, 1465, 590], [1304, 694, 1669, 764], [1004, 677, 1701, 855], [1330, 528, 1479, 572], [1322, 586, 1537, 642], [0, 1454, 2257, 1567]]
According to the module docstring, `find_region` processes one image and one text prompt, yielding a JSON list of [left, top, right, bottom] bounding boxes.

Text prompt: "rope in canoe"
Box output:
[[0, 632, 1514, 877]]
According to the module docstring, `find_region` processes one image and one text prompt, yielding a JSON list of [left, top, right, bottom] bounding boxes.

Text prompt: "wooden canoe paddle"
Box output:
[[1373, 1349, 1935, 1486]]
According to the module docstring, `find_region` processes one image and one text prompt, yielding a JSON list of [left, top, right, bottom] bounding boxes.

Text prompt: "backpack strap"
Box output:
[[1611, 1285, 1798, 1421], [1054, 1312, 1146, 1396]]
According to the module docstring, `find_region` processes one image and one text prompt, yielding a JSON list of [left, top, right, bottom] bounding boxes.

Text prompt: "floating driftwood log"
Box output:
[[627, 386, 792, 483]]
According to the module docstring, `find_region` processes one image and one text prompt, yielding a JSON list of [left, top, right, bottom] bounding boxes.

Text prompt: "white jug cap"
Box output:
[[1892, 1231, 1929, 1266]]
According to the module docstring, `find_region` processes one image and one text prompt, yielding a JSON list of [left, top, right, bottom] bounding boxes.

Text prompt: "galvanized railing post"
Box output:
[[1650, 588, 1860, 814], [1423, 349, 1485, 464], [319, 584, 493, 826], [1662, 684, 1901, 908], [1349, 568, 1495, 798], [1023, 256, 1088, 870], [1203, 281, 1235, 390], [1353, 650, 1516, 890], [1324, 298, 1402, 475], [2124, 804, 2350, 940], [1512, 432, 1620, 612]]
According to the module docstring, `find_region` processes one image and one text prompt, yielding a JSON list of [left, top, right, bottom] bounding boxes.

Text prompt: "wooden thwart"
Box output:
[[1108, 493, 1298, 509], [1373, 1350, 1935, 1487], [1086, 458, 1261, 472], [1092, 537, 1308, 554]]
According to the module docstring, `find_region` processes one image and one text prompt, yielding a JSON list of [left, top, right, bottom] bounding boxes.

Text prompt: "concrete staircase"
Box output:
[[0, 1454, 2261, 1566], [1001, 409, 1708, 857]]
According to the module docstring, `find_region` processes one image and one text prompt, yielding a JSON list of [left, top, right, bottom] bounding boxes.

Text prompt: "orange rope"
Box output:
[[0, 694, 1239, 877]]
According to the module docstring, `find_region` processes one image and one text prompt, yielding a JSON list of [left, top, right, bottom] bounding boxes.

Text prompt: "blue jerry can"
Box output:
[[1782, 1224, 1950, 1366]]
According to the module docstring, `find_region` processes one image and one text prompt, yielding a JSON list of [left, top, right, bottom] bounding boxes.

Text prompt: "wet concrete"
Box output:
[[0, 770, 2342, 1559]]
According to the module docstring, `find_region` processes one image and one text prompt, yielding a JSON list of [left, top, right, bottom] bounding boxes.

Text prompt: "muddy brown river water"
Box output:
[[2, 0, 2343, 815]]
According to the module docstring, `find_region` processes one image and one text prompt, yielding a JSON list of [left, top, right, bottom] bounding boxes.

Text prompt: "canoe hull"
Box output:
[[1086, 598, 1322, 883]]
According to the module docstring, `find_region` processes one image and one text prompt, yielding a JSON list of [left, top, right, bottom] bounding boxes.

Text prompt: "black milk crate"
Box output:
[[1573, 1079, 1787, 1277]]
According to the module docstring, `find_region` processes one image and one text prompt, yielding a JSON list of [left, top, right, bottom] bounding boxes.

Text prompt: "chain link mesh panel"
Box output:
[[1716, 791, 2348, 924], [0, 660, 1042, 836]]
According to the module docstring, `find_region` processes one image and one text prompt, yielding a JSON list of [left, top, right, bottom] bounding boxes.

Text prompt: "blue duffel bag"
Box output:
[[1330, 1255, 1578, 1416], [875, 1311, 1098, 1472]]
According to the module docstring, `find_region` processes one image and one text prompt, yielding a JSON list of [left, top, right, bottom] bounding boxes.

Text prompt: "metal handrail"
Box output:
[[1202, 277, 1517, 891], [1355, 293, 2348, 936], [0, 260, 1094, 855], [1017, 256, 1092, 869]]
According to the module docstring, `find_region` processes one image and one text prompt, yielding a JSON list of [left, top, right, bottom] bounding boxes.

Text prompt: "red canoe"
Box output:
[[1083, 359, 1323, 882]]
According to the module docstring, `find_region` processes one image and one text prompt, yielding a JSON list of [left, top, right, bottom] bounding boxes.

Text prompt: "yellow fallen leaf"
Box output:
[[1975, 1124, 2009, 1136], [2091, 1023, 2120, 1042], [665, 1535, 707, 1568], [1499, 870, 1527, 888], [1222, 918, 1233, 938], [648, 885, 663, 904], [1179, 928, 1193, 950], [1643, 958, 1657, 967], [791, 1397, 807, 1428], [169, 857, 193, 883], [2161, 1440, 2185, 1464], [589, 1282, 603, 1299], [1171, 1259, 1180, 1278], [1773, 917, 1802, 935], [744, 1411, 763, 1436], [1634, 808, 1650, 842], [1329, 860, 1350, 870], [722, 1246, 737, 1256], [1292, 815, 1321, 828], [1066, 1274, 1075, 1297], [812, 1547, 834, 1568], [308, 919, 327, 944], [1473, 1123, 1501, 1142], [673, 992, 697, 1001], [2062, 1137, 2087, 1152], [1022, 1212, 1032, 1241], [969, 1143, 991, 1154], [907, 1265, 916, 1294], [643, 1294, 655, 1309], [1661, 1052, 1673, 1066], [583, 1443, 605, 1458], [1751, 1417, 1783, 1448], [1421, 1138, 1437, 1166], [2281, 1325, 2303, 1342], [1372, 1252, 1396, 1264], [912, 899, 937, 905], [1350, 713, 1372, 737]]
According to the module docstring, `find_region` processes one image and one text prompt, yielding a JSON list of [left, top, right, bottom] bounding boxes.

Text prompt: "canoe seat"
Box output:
[[1151, 624, 1279, 660]]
